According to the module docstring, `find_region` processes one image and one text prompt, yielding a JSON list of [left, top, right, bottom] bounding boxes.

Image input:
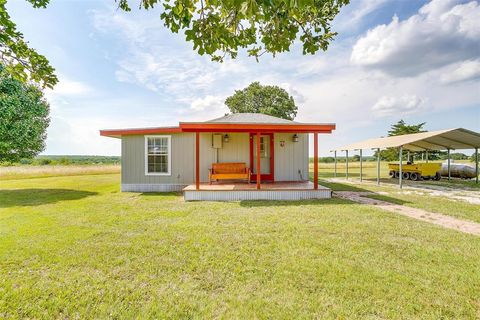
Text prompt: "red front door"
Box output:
[[249, 133, 274, 182]]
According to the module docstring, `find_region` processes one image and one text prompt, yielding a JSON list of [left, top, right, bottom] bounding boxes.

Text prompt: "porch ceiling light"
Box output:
[[292, 134, 299, 142]]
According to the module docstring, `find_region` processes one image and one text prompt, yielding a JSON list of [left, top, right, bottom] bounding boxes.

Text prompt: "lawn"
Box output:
[[1, 168, 480, 318]]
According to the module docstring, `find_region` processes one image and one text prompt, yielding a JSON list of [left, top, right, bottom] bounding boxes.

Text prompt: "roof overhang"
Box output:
[[179, 122, 336, 133], [100, 127, 182, 138], [100, 123, 336, 138]]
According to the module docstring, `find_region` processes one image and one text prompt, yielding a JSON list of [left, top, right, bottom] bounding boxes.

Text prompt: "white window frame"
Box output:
[[144, 135, 172, 176]]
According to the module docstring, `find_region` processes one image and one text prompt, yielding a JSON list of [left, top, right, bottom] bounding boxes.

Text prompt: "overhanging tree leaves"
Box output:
[[225, 81, 297, 120], [117, 0, 350, 61], [0, 0, 57, 88], [0, 65, 50, 163]]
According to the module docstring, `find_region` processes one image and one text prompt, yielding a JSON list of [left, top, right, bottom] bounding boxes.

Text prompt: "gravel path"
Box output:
[[335, 191, 480, 236]]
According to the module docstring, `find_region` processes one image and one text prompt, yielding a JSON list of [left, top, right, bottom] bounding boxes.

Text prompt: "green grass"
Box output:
[[1, 172, 480, 318], [364, 193, 480, 224], [0, 164, 120, 180]]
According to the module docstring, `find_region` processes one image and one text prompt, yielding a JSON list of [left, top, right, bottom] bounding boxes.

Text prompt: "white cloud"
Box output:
[[190, 95, 227, 113], [440, 59, 480, 84], [44, 75, 93, 110], [351, 0, 480, 76], [280, 83, 306, 104], [371, 95, 426, 117], [52, 77, 92, 96]]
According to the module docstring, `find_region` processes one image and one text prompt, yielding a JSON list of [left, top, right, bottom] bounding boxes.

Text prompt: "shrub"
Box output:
[[38, 159, 52, 165]]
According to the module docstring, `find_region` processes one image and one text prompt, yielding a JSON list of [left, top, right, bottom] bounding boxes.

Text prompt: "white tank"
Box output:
[[440, 162, 477, 179]]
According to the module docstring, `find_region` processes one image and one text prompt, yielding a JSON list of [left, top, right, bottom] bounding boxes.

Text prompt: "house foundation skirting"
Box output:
[[184, 189, 332, 201], [121, 183, 187, 192]]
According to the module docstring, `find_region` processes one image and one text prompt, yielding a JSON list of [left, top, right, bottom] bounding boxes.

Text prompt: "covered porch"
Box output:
[[182, 113, 336, 201], [183, 181, 332, 201]]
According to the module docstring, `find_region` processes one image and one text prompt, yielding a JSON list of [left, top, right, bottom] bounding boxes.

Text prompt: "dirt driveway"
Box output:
[[334, 191, 480, 236]]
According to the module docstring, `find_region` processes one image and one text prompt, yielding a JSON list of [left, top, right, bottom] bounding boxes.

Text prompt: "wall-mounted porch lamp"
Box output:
[[223, 134, 229, 143], [292, 134, 299, 142]]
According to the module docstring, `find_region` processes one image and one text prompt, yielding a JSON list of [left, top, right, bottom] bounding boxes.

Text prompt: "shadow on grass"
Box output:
[[0, 189, 97, 208], [140, 192, 182, 197]]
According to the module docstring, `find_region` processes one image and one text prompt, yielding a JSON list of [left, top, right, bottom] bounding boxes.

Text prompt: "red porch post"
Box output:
[[256, 132, 261, 189], [314, 132, 318, 190], [195, 131, 200, 190]]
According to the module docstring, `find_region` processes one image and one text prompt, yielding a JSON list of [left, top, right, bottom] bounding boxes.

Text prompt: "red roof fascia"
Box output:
[[100, 123, 336, 137], [100, 127, 182, 137], [179, 123, 336, 133]]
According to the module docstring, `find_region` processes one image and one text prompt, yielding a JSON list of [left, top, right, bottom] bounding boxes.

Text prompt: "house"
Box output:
[[100, 113, 336, 201]]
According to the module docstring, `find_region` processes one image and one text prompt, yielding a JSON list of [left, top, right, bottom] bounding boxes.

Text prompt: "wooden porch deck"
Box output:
[[183, 181, 331, 201]]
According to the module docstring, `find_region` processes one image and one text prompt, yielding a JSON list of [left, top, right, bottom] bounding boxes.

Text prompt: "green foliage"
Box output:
[[225, 82, 298, 120], [0, 0, 58, 88], [38, 158, 51, 165], [33, 155, 121, 165], [116, 0, 349, 62], [387, 120, 426, 136], [375, 120, 436, 162], [471, 152, 478, 163], [441, 152, 468, 161], [0, 65, 50, 163]]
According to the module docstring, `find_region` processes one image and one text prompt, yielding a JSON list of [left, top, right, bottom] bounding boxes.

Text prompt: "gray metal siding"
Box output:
[[274, 133, 309, 181], [122, 133, 195, 185], [199, 133, 250, 182], [121, 132, 309, 187]]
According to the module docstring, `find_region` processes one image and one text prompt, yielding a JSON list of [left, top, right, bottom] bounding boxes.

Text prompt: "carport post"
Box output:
[[475, 148, 478, 184], [426, 151, 429, 163], [359, 149, 363, 182], [345, 150, 349, 180], [399, 146, 403, 189], [334, 150, 337, 178], [376, 148, 380, 185], [447, 148, 451, 181]]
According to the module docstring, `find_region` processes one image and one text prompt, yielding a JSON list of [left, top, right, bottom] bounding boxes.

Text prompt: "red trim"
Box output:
[[256, 132, 261, 189], [100, 127, 182, 137], [100, 123, 335, 137], [314, 132, 318, 190], [180, 123, 335, 133], [195, 132, 200, 190], [250, 133, 274, 182]]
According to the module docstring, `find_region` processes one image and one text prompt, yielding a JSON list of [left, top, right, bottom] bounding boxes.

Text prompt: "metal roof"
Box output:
[[202, 113, 297, 124], [334, 128, 480, 151]]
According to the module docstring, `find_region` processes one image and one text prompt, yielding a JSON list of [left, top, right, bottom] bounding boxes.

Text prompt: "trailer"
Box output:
[[388, 163, 442, 181]]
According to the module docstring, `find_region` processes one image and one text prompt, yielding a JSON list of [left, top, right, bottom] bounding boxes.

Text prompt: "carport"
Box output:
[[333, 128, 480, 188]]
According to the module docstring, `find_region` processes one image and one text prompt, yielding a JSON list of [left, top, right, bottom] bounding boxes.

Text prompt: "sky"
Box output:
[[7, 0, 480, 156]]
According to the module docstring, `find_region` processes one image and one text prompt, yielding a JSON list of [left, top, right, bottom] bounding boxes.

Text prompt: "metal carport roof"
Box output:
[[334, 128, 480, 151]]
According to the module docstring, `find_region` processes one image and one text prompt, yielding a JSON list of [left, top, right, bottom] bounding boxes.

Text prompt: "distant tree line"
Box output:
[[8, 155, 121, 166]]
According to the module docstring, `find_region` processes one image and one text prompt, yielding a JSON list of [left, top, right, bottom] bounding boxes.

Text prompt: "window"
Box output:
[[145, 136, 171, 175]]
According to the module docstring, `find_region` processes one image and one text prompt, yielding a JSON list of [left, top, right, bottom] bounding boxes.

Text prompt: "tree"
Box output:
[[375, 120, 430, 162], [117, 0, 349, 62], [2, 0, 349, 87], [0, 65, 50, 163], [225, 82, 297, 120], [0, 0, 57, 88]]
